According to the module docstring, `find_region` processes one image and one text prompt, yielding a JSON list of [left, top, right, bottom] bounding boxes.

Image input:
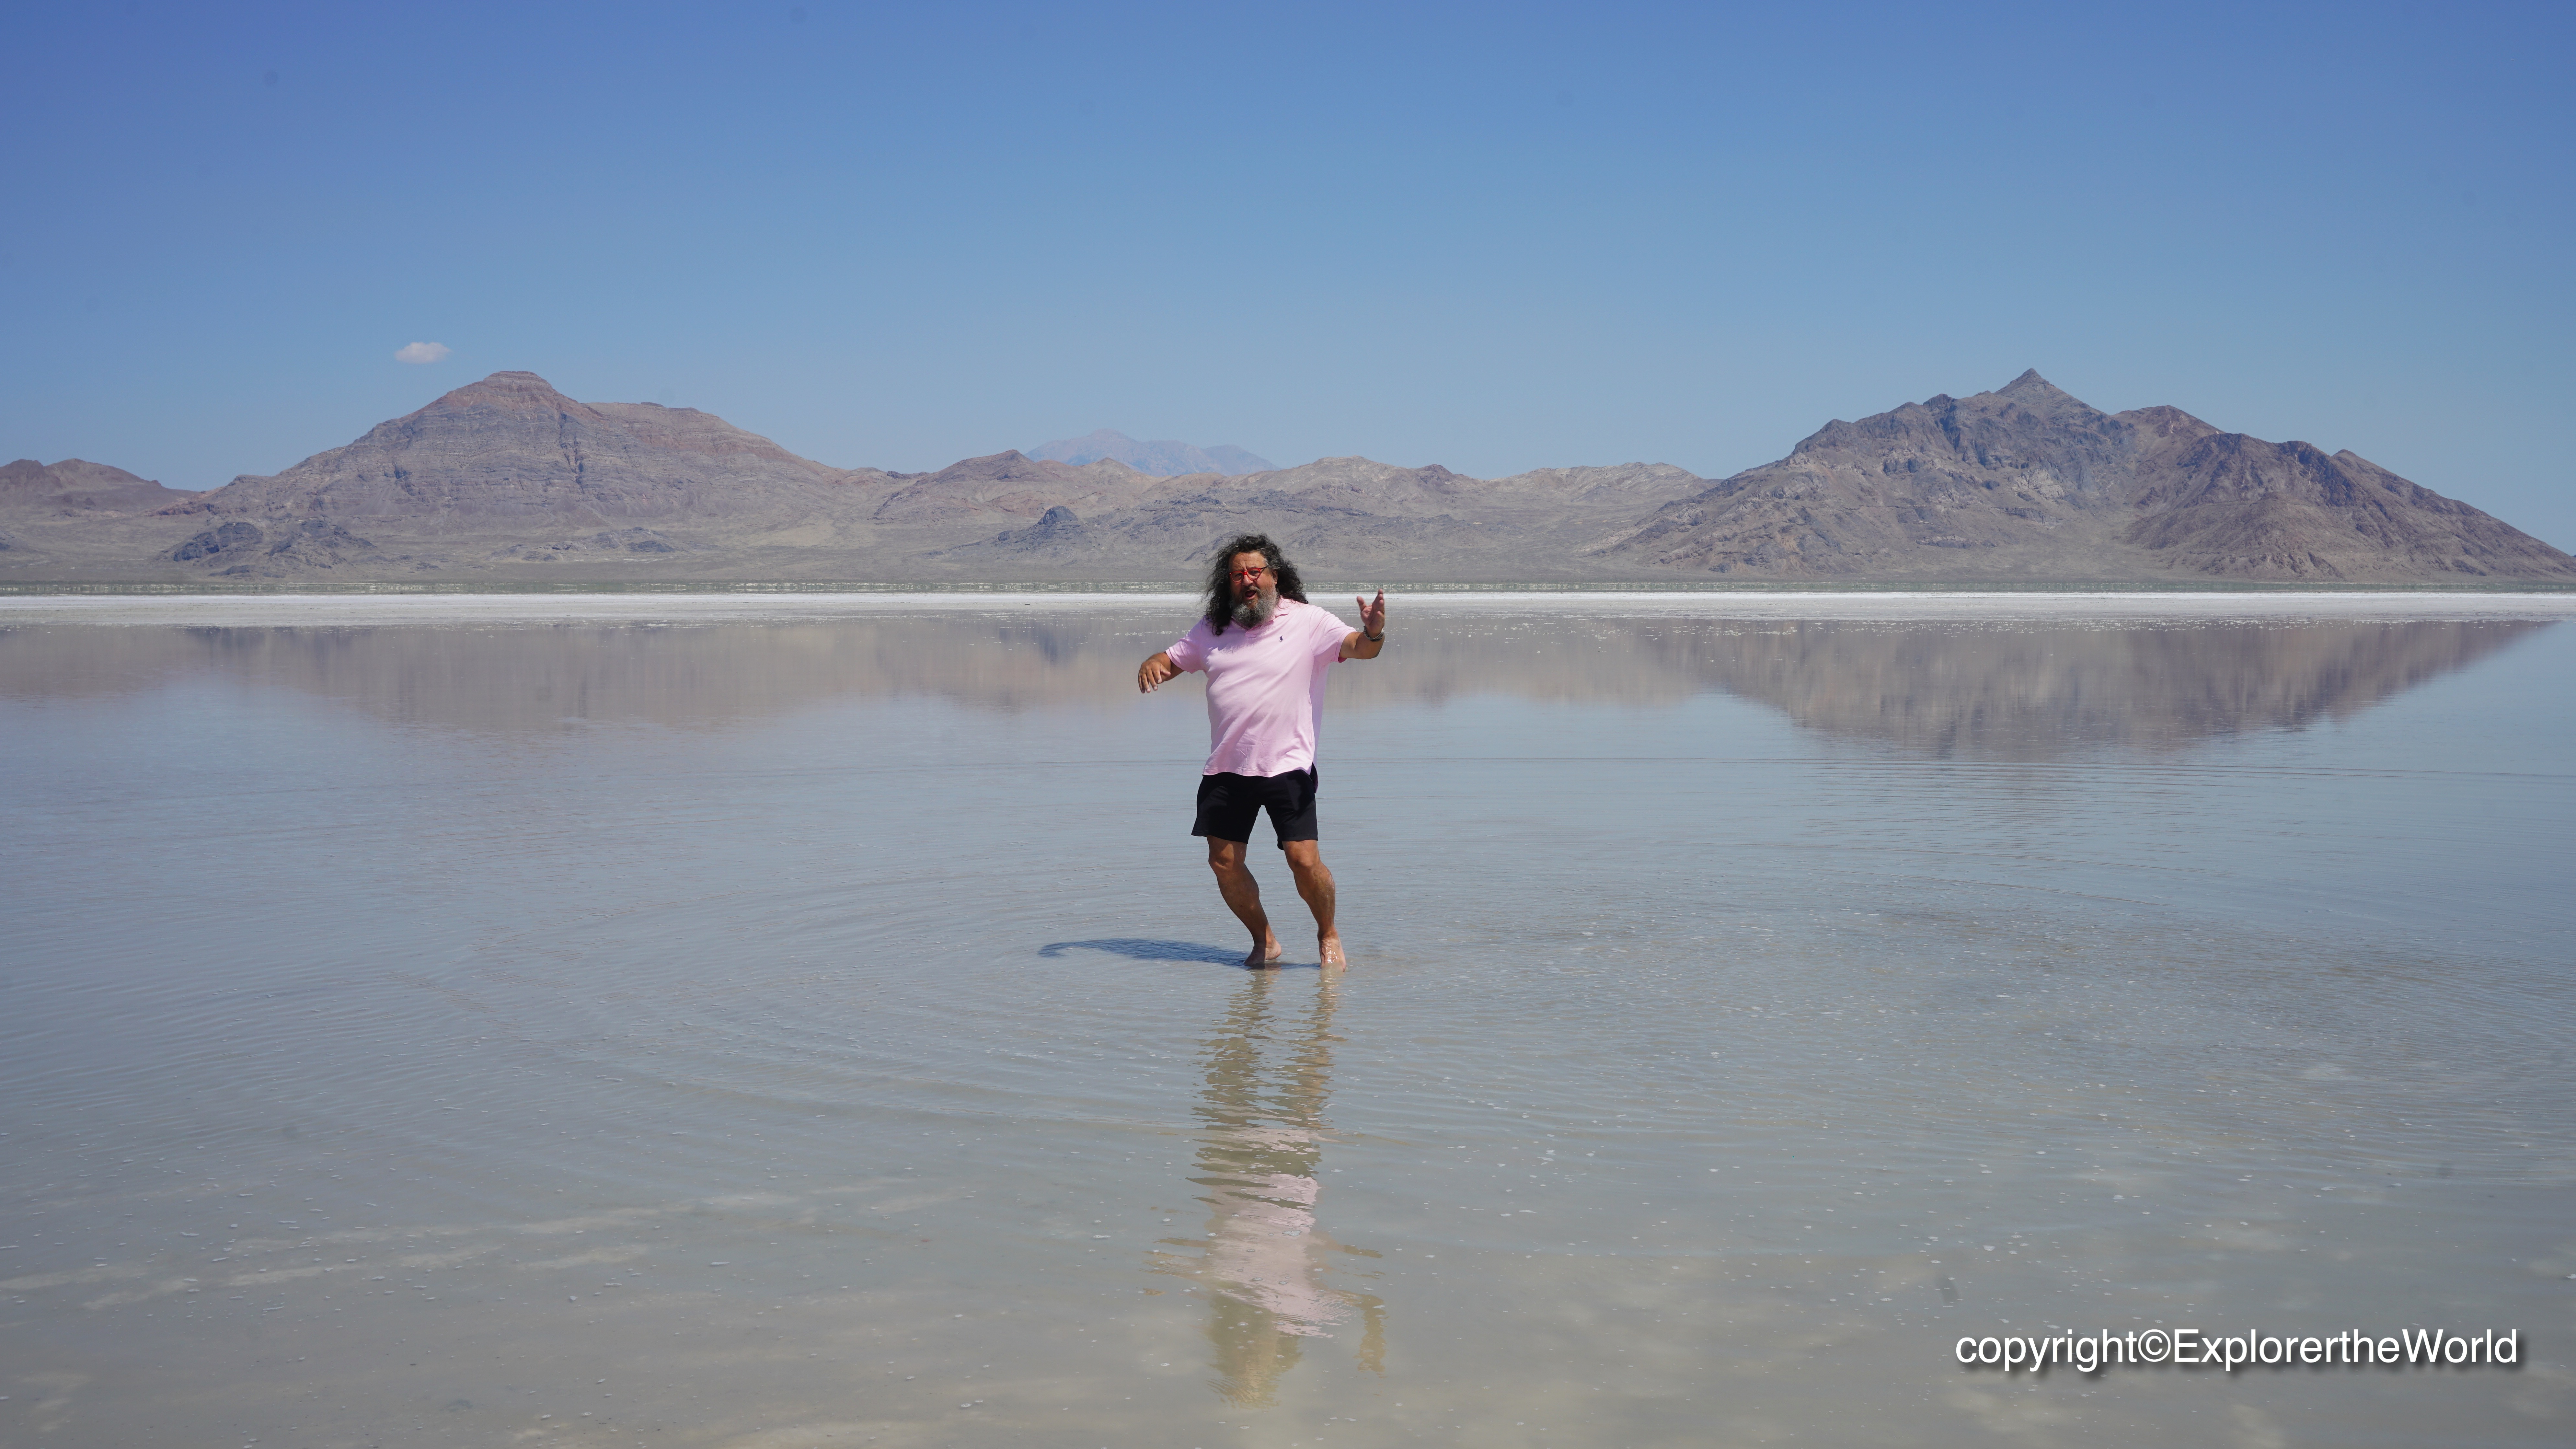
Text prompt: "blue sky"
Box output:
[[6, 1, 2571, 544]]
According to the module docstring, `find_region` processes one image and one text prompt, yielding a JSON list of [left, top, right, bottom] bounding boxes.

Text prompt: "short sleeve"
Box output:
[[1167, 622, 1210, 672], [1311, 604, 1350, 658]]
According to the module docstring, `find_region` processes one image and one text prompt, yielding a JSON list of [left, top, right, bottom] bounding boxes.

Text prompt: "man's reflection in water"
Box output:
[[1152, 972, 1385, 1405]]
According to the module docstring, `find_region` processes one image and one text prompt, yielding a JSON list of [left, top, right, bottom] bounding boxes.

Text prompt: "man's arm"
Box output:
[[1138, 649, 1181, 692], [1339, 590, 1388, 661]]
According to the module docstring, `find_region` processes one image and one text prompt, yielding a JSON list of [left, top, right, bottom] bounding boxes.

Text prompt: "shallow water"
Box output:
[[3, 594, 2572, 1448]]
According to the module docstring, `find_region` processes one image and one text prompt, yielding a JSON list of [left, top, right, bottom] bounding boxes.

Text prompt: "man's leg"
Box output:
[[1282, 840, 1345, 967], [1207, 837, 1283, 967]]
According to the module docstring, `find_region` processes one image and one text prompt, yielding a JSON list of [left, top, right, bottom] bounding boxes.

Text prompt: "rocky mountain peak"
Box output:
[[1982, 372, 2111, 435], [2115, 405, 2221, 443], [50, 459, 162, 489], [922, 450, 1077, 485], [414, 370, 587, 421], [447, 370, 564, 397], [1997, 368, 2068, 400]]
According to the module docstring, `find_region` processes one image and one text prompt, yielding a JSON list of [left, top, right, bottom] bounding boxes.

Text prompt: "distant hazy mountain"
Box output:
[[929, 455, 1716, 578], [870, 450, 1170, 525], [1028, 429, 1275, 477], [0, 458, 190, 516]]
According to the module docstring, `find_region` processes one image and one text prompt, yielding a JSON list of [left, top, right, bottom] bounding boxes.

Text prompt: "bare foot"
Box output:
[[1245, 941, 1284, 968], [1318, 936, 1348, 968]]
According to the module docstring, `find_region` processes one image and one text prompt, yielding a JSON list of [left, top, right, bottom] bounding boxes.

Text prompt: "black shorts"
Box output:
[[1192, 767, 1320, 848]]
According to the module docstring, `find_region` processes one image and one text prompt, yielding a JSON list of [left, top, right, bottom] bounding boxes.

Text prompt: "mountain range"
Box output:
[[3, 370, 2567, 584]]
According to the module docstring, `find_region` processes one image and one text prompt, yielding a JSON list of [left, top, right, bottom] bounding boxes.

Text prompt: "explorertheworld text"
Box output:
[[1956, 1327, 2522, 1375]]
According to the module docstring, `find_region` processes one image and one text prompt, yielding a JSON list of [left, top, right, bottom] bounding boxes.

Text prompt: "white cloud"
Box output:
[[393, 341, 452, 364]]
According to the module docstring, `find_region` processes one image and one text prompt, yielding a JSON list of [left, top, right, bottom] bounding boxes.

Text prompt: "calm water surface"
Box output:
[[4, 594, 2572, 1448]]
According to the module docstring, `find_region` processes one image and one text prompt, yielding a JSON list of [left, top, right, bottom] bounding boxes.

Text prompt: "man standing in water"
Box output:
[[1137, 534, 1387, 968]]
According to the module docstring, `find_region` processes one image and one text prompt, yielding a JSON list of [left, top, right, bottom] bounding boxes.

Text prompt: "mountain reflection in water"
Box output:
[[1627, 617, 2551, 758], [1152, 972, 1384, 1405], [0, 611, 2546, 759]]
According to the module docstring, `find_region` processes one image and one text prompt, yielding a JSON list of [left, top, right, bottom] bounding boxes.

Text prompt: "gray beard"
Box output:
[[1231, 590, 1276, 629]]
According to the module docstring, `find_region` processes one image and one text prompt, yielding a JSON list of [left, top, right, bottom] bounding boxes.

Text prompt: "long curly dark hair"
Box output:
[[1202, 533, 1309, 635]]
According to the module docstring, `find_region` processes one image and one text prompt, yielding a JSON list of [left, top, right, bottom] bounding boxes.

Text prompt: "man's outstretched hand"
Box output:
[[1342, 591, 1388, 660], [1137, 650, 1180, 693]]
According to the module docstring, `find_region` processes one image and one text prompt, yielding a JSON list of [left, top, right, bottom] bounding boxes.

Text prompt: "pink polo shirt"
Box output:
[[1165, 597, 1353, 777]]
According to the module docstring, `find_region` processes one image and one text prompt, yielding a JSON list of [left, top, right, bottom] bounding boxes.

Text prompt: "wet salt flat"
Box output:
[[3, 592, 2572, 1448]]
